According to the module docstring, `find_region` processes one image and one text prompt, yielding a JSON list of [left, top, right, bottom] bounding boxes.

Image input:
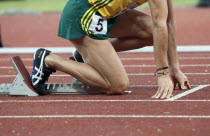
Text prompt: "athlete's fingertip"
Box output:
[[181, 85, 187, 89]]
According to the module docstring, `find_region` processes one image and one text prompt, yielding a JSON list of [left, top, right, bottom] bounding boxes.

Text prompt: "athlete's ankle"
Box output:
[[44, 53, 55, 69]]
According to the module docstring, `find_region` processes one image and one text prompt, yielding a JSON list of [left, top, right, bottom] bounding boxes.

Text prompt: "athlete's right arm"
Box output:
[[148, 0, 174, 99]]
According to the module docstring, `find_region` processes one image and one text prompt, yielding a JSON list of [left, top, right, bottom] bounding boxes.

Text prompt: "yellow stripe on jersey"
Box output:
[[81, 0, 113, 35], [82, 1, 109, 34], [81, 0, 104, 31], [85, 0, 113, 34], [88, 0, 147, 18]]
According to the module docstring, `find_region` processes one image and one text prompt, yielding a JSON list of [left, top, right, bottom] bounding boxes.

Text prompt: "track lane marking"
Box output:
[[164, 85, 209, 101], [0, 115, 210, 118], [1, 99, 210, 103], [121, 57, 210, 60], [0, 64, 210, 69], [131, 85, 199, 87], [0, 84, 203, 88], [127, 73, 210, 75], [124, 64, 210, 67], [1, 57, 210, 61], [0, 66, 33, 69], [0, 46, 210, 53], [1, 73, 210, 78]]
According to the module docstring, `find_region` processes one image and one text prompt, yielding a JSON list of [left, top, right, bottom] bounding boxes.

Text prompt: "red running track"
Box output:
[[0, 52, 210, 136], [0, 6, 210, 136]]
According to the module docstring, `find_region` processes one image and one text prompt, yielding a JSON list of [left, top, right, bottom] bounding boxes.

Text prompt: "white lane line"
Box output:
[[0, 115, 210, 118], [0, 84, 201, 88], [0, 58, 33, 61], [1, 99, 210, 103], [0, 47, 76, 54], [0, 46, 210, 53], [127, 73, 210, 75], [165, 85, 210, 101], [121, 57, 210, 60], [0, 66, 33, 69], [0, 100, 162, 103], [0, 75, 16, 77], [1, 57, 210, 61], [124, 64, 210, 67], [1, 73, 210, 78], [0, 64, 210, 69], [131, 85, 200, 87]]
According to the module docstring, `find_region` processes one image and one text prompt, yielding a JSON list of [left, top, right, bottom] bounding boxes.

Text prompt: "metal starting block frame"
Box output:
[[0, 56, 131, 96]]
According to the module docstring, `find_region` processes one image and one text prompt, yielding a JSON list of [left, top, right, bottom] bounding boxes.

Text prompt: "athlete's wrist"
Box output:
[[155, 66, 170, 76], [170, 66, 181, 74]]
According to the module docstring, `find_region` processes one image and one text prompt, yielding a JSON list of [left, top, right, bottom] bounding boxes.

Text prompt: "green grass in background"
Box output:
[[0, 0, 68, 13], [0, 0, 198, 13]]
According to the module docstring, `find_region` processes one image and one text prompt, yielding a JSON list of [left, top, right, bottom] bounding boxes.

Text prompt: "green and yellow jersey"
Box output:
[[58, 0, 148, 40], [88, 0, 147, 18], [81, 0, 147, 36]]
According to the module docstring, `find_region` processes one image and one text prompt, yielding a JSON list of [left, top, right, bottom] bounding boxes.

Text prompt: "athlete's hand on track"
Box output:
[[152, 74, 174, 99], [171, 71, 191, 90]]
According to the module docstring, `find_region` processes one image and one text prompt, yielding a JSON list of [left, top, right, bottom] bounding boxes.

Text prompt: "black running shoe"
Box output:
[[30, 48, 56, 95], [69, 50, 85, 63]]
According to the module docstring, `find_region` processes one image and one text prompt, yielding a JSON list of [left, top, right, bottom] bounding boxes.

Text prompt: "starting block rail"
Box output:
[[0, 56, 131, 96]]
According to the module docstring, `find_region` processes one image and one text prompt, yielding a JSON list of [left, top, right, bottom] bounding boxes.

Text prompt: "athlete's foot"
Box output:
[[30, 48, 56, 95]]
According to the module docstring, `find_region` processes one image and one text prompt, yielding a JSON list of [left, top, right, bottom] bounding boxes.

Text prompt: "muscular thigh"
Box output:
[[109, 10, 153, 39], [71, 36, 128, 86]]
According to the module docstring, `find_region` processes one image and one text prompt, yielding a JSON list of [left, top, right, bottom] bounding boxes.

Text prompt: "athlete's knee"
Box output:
[[107, 78, 129, 95]]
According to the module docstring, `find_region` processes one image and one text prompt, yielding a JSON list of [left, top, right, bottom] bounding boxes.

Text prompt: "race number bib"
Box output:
[[89, 14, 107, 35]]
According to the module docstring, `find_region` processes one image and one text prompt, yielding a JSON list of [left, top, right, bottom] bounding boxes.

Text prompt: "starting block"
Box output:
[[0, 56, 131, 96], [0, 56, 102, 96]]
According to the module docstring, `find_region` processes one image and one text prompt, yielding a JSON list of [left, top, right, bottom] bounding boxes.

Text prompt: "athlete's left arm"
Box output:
[[166, 0, 191, 89]]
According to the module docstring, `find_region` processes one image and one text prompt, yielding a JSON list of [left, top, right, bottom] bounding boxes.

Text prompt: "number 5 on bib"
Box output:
[[89, 14, 108, 35]]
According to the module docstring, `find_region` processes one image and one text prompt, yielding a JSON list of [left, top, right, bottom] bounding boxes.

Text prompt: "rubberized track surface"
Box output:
[[0, 7, 210, 136]]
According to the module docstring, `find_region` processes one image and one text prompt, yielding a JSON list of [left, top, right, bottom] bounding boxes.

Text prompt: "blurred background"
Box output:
[[0, 0, 201, 14], [0, 0, 209, 48]]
